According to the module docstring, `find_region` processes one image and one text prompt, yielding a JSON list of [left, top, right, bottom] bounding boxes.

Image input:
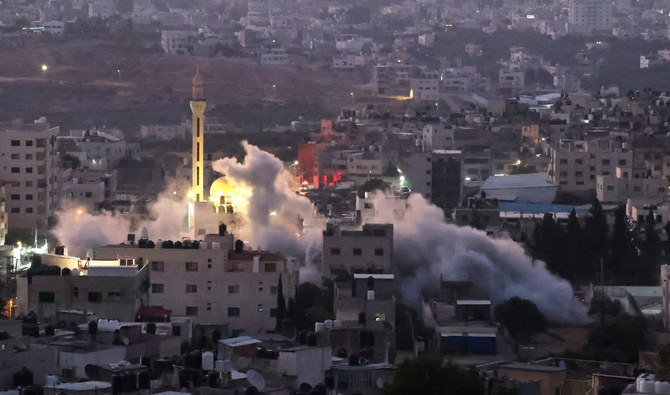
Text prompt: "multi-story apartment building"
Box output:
[[597, 166, 669, 203], [322, 224, 393, 279], [406, 150, 463, 211], [550, 139, 632, 194], [0, 119, 60, 234], [568, 0, 613, 35], [93, 231, 298, 336], [0, 184, 6, 245]]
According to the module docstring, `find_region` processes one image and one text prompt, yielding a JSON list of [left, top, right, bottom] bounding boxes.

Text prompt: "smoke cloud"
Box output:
[[364, 193, 590, 323], [53, 143, 588, 323]]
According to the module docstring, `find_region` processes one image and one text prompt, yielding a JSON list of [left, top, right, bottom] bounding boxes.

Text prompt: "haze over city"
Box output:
[[3, 0, 670, 394]]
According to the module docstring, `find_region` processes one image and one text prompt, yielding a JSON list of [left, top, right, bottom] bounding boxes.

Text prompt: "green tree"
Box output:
[[610, 205, 636, 283], [494, 296, 548, 339], [584, 199, 609, 280], [530, 213, 568, 279], [357, 178, 389, 198]]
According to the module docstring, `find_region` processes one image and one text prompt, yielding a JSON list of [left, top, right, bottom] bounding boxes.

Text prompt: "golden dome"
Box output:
[[210, 176, 235, 199]]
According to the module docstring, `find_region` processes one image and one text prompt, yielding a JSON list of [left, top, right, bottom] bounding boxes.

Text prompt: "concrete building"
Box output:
[[16, 256, 150, 323], [161, 30, 191, 54], [261, 48, 289, 65], [550, 139, 633, 194], [68, 169, 117, 210], [0, 119, 60, 234], [0, 184, 6, 245], [498, 363, 567, 395], [597, 166, 669, 203], [568, 0, 613, 35], [406, 150, 463, 211], [140, 124, 187, 140], [322, 224, 393, 279], [93, 232, 298, 337], [498, 70, 525, 90], [410, 76, 439, 101]]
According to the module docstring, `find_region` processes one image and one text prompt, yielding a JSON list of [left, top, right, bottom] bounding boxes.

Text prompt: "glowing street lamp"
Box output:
[[41, 64, 48, 72]]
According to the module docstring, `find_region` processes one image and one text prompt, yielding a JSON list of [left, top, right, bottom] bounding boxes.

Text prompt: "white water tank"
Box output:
[[202, 351, 214, 371], [655, 381, 669, 394], [641, 380, 655, 393], [212, 242, 220, 250], [315, 322, 326, 332], [367, 290, 375, 300], [325, 320, 334, 329], [199, 241, 207, 249], [45, 375, 59, 387], [333, 320, 342, 329]]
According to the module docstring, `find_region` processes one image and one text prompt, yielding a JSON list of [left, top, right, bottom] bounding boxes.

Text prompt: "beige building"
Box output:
[[597, 166, 669, 203], [550, 139, 632, 194], [0, 119, 60, 234], [16, 256, 150, 323], [322, 224, 393, 279], [498, 363, 567, 395], [93, 232, 298, 336]]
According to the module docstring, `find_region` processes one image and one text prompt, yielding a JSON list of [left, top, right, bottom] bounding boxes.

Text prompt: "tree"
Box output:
[[381, 358, 484, 395], [530, 213, 569, 279], [610, 205, 636, 283], [584, 199, 609, 280], [275, 275, 286, 332], [494, 296, 548, 339]]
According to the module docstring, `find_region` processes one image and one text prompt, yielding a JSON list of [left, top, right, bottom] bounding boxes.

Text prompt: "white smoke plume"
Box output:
[[52, 191, 189, 257], [53, 143, 588, 323], [364, 193, 591, 323]]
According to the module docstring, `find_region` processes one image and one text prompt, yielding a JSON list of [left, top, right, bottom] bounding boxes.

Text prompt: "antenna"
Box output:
[[246, 369, 266, 391]]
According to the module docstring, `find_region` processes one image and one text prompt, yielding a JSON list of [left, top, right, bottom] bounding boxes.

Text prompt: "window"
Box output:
[[257, 304, 263, 312], [186, 306, 198, 316], [575, 172, 583, 178], [575, 159, 583, 164], [151, 261, 164, 271], [375, 313, 386, 322], [606, 185, 614, 191], [10, 154, 19, 159], [10, 194, 19, 200], [559, 171, 567, 178], [618, 159, 627, 165], [88, 292, 102, 303], [10, 208, 19, 213], [602, 159, 610, 165], [228, 285, 239, 294], [374, 248, 384, 256], [25, 207, 33, 213], [152, 284, 164, 293], [85, 192, 92, 198], [330, 248, 341, 255], [186, 284, 198, 293], [560, 159, 568, 164], [107, 292, 121, 300], [353, 248, 362, 256], [265, 263, 276, 272], [10, 140, 19, 146], [10, 167, 19, 173], [185, 262, 198, 271], [207, 302, 212, 311], [25, 194, 32, 200], [25, 140, 32, 146], [25, 154, 31, 159], [25, 167, 32, 173], [271, 286, 278, 295], [634, 186, 641, 192], [38, 292, 55, 303], [228, 307, 240, 317]]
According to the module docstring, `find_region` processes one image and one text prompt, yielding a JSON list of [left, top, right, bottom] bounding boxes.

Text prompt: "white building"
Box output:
[[498, 70, 525, 89], [161, 30, 191, 55], [0, 119, 60, 234], [42, 20, 64, 34], [322, 223, 393, 279], [93, 231, 299, 336]]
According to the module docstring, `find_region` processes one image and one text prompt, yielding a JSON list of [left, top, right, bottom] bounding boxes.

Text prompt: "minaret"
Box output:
[[190, 66, 206, 202]]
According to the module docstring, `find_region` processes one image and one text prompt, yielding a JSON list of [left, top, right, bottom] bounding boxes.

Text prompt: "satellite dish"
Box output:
[[377, 378, 384, 388], [246, 369, 266, 391]]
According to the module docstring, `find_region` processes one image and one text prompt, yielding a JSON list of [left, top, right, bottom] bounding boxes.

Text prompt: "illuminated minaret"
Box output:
[[190, 66, 206, 202]]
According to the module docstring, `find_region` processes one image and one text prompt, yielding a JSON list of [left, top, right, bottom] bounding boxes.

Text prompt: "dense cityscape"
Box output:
[[4, 0, 670, 394]]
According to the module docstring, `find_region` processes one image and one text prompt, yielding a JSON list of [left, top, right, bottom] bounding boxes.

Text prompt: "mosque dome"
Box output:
[[210, 176, 235, 200]]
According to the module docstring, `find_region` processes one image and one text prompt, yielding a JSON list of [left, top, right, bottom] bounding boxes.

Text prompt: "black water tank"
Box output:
[[111, 374, 124, 395], [146, 323, 156, 334], [88, 321, 98, 335], [138, 371, 150, 389], [219, 223, 227, 235], [61, 268, 70, 276], [124, 372, 137, 392], [235, 239, 244, 253], [208, 371, 218, 388]]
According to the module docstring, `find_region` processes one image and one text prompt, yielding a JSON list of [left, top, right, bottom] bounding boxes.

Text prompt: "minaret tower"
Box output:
[[190, 66, 206, 202]]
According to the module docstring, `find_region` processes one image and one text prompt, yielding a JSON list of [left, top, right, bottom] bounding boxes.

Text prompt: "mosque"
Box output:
[[187, 67, 240, 237]]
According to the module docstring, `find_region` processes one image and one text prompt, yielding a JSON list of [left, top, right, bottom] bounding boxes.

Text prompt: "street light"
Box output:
[[272, 84, 277, 96], [350, 91, 355, 105], [41, 64, 47, 72]]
